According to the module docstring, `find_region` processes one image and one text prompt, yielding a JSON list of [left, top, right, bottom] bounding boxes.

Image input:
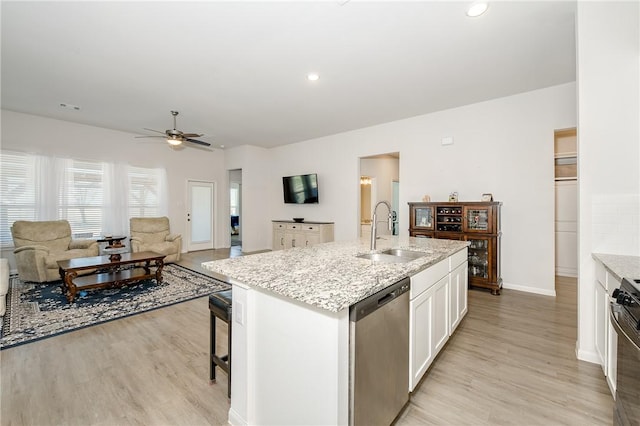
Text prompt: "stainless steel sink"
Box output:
[[357, 249, 426, 264], [356, 253, 413, 264], [381, 249, 426, 260]]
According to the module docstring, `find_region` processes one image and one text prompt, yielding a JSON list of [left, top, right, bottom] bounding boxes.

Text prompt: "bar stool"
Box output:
[[209, 289, 232, 398]]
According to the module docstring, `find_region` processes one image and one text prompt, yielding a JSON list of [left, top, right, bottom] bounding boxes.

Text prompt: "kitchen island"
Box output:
[[202, 236, 468, 425]]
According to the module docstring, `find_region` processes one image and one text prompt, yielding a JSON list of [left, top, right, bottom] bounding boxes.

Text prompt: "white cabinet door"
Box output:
[[606, 273, 621, 395], [607, 315, 618, 395], [449, 262, 468, 333], [410, 285, 434, 391], [594, 281, 607, 371], [272, 225, 286, 250], [432, 276, 450, 355]]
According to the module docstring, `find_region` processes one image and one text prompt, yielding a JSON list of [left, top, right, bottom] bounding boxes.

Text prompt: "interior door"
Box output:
[[187, 180, 214, 251]]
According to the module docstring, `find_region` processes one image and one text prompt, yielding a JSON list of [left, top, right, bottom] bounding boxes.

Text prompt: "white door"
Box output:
[[187, 180, 214, 251]]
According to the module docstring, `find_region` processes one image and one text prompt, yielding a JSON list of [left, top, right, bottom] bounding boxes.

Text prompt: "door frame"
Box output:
[[186, 179, 216, 252]]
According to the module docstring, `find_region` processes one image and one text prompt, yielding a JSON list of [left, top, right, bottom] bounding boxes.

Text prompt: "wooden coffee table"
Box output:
[[57, 251, 165, 303]]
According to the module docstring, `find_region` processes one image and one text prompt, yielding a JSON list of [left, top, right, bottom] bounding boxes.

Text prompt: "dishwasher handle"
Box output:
[[350, 277, 410, 322]]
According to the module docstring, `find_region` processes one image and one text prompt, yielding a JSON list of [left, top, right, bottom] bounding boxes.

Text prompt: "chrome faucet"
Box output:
[[370, 200, 394, 250]]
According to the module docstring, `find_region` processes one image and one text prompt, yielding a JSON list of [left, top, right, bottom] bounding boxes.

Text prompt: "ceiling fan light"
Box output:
[[167, 137, 182, 146]]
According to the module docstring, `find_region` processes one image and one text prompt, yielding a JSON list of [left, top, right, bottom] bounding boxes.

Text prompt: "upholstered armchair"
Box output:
[[11, 220, 99, 283], [130, 217, 182, 263]]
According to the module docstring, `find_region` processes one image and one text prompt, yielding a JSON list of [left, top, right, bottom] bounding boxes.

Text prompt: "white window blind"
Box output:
[[0, 152, 37, 245], [0, 150, 168, 246], [128, 166, 165, 218], [58, 159, 104, 238]]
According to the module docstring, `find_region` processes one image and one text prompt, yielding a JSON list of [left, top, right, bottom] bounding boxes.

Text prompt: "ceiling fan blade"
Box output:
[[181, 133, 204, 138], [185, 138, 211, 147], [135, 135, 165, 139], [143, 128, 168, 135]]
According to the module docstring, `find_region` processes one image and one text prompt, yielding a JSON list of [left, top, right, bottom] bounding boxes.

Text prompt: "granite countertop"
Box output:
[[202, 236, 468, 313], [592, 253, 640, 282], [272, 220, 335, 224]]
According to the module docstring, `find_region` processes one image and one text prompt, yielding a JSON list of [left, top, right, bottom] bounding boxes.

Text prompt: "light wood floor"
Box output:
[[1, 252, 612, 425]]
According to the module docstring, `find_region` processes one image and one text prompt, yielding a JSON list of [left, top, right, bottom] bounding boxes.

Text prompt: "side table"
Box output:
[[97, 236, 128, 261]]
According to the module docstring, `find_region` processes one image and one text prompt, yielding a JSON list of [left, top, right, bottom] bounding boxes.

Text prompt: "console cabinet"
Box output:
[[272, 221, 334, 250], [409, 201, 502, 295]]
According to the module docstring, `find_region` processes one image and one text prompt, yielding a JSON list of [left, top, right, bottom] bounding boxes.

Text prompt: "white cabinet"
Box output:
[[594, 258, 620, 397], [273, 222, 286, 250], [432, 276, 450, 356], [272, 221, 334, 250], [594, 278, 607, 369], [607, 272, 620, 396], [409, 248, 468, 391], [449, 261, 468, 333]]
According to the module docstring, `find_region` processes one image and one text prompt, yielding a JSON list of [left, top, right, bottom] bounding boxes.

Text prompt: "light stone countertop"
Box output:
[[202, 236, 469, 312], [592, 253, 640, 282]]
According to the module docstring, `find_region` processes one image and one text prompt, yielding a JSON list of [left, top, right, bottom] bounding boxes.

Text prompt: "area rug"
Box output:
[[0, 264, 230, 350]]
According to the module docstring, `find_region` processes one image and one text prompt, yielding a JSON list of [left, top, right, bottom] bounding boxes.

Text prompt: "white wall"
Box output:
[[225, 145, 273, 253], [263, 83, 576, 296], [0, 109, 229, 262], [576, 2, 640, 363]]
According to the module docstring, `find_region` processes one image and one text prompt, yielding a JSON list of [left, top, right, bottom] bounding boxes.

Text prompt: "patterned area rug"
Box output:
[[0, 264, 230, 350]]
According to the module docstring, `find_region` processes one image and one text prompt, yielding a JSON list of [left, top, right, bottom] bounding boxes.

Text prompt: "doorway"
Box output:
[[359, 153, 400, 238], [554, 128, 578, 278], [229, 169, 242, 250], [186, 180, 215, 251]]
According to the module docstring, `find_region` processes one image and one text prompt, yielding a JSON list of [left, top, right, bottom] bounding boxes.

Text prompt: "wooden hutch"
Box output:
[[408, 201, 502, 295]]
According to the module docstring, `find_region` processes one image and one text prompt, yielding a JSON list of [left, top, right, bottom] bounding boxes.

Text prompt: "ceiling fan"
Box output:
[[136, 111, 211, 148]]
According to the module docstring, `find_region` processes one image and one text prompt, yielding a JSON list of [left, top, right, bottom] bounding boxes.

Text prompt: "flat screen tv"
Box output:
[[283, 173, 319, 204]]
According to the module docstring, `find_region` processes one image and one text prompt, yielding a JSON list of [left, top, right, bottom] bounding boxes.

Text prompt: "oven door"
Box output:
[[610, 303, 640, 425]]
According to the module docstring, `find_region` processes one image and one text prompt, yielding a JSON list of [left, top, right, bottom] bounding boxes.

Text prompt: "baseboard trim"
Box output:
[[502, 281, 556, 297], [556, 267, 578, 278], [228, 408, 247, 426], [576, 344, 601, 365]]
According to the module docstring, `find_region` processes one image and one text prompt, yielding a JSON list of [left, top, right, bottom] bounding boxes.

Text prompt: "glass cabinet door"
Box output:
[[463, 206, 493, 233], [467, 237, 490, 280], [413, 206, 434, 230]]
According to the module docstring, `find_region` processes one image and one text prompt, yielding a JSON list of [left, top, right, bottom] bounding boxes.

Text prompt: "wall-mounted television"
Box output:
[[283, 173, 319, 204]]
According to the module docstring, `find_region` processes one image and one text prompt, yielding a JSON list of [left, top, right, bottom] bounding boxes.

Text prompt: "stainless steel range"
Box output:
[[610, 277, 640, 425]]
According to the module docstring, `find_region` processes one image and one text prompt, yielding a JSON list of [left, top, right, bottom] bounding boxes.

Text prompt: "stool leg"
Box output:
[[227, 318, 232, 399], [210, 311, 216, 384]]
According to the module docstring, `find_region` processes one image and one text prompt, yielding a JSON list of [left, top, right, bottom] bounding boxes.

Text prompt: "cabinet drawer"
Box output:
[[274, 223, 286, 231], [450, 249, 467, 270], [286, 224, 303, 231], [410, 258, 449, 299], [301, 224, 320, 233]]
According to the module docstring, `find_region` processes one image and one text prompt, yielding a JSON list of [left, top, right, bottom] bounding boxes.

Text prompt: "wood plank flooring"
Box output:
[[1, 252, 612, 425]]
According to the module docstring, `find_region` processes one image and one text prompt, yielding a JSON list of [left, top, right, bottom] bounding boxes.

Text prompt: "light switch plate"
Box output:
[[235, 300, 244, 325]]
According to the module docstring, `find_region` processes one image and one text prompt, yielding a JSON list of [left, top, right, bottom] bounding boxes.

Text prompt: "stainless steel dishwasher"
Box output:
[[349, 277, 410, 425]]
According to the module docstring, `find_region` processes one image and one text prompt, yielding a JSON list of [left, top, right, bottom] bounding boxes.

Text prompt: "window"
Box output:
[[59, 160, 104, 238], [129, 166, 165, 218], [0, 150, 168, 246], [230, 183, 240, 216], [0, 152, 37, 246]]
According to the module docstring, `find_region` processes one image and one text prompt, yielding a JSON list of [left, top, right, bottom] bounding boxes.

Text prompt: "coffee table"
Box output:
[[57, 251, 165, 303]]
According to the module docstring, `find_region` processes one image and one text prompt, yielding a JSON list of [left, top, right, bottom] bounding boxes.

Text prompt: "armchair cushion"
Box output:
[[130, 217, 181, 263], [11, 220, 99, 283]]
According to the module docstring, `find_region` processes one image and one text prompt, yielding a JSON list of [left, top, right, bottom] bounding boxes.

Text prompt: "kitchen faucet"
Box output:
[[370, 200, 394, 250]]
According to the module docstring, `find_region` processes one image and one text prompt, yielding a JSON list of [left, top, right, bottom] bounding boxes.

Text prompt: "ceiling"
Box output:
[[1, 1, 576, 150]]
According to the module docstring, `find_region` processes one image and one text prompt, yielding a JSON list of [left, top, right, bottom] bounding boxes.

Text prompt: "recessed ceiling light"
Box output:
[[466, 2, 489, 17], [307, 73, 320, 81]]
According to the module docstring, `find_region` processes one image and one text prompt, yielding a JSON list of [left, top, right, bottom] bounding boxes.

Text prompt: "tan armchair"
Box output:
[[130, 217, 181, 263], [11, 220, 99, 283]]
